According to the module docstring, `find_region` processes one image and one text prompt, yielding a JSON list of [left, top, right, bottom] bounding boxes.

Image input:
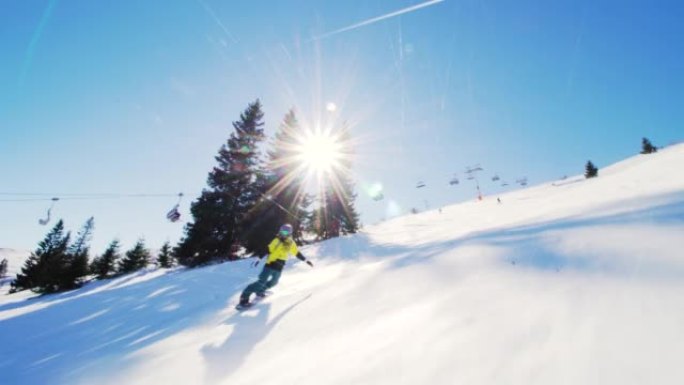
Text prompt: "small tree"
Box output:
[[11, 220, 71, 293], [157, 241, 175, 268], [63, 217, 95, 289], [641, 137, 657, 154], [90, 239, 121, 279], [0, 258, 8, 278], [585, 160, 598, 178], [119, 239, 151, 274]]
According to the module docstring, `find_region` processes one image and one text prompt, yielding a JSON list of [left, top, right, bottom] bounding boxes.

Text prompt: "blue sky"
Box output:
[[1, 0, 682, 252]]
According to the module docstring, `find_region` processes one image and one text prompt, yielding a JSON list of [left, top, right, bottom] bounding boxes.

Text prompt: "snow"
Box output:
[[1, 145, 684, 385], [0, 248, 30, 290], [0, 248, 30, 276]]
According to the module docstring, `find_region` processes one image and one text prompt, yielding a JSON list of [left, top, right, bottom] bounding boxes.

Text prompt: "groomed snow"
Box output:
[[1, 145, 683, 385]]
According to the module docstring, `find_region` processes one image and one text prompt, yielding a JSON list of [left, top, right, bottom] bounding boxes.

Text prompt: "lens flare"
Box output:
[[297, 131, 344, 175]]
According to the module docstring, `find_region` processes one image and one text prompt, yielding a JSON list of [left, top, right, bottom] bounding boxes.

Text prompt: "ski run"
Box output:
[[1, 144, 684, 385]]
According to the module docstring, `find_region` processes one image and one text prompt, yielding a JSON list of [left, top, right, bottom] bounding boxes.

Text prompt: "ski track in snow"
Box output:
[[1, 145, 684, 385]]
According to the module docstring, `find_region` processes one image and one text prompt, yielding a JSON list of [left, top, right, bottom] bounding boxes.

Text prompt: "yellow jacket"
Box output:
[[265, 237, 299, 264]]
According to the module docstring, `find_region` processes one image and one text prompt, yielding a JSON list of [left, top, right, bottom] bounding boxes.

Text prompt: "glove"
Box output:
[[306, 260, 314, 267]]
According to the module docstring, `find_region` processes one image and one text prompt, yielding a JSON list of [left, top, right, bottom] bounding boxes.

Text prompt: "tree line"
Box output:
[[9, 218, 176, 294], [8, 100, 359, 293]]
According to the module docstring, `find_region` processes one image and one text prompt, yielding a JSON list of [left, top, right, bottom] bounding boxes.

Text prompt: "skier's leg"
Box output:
[[240, 268, 270, 303], [255, 267, 278, 296], [263, 268, 282, 290]]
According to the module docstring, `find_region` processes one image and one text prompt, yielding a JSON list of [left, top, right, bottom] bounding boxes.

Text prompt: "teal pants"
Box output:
[[240, 266, 281, 302]]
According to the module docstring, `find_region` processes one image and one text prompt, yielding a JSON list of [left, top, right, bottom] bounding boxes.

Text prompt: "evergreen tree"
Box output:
[[11, 220, 71, 293], [63, 217, 94, 289], [0, 258, 8, 278], [585, 160, 598, 179], [641, 137, 658, 154], [175, 100, 266, 266], [157, 241, 175, 268], [243, 110, 313, 256], [312, 125, 360, 239], [90, 239, 121, 279], [119, 239, 151, 274]]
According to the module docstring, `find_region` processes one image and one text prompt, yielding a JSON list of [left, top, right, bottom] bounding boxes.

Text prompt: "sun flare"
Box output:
[[298, 132, 343, 174]]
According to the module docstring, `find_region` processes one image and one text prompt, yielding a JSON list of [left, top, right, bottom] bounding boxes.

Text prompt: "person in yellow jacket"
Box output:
[[237, 223, 313, 309]]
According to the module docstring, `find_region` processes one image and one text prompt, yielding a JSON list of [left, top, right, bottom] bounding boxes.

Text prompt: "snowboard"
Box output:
[[235, 291, 273, 311]]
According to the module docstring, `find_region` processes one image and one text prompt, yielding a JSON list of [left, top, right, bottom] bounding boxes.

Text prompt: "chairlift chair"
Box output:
[[38, 197, 59, 226], [166, 193, 184, 223]]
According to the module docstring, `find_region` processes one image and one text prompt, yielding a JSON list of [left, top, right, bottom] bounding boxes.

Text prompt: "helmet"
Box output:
[[278, 223, 293, 237]]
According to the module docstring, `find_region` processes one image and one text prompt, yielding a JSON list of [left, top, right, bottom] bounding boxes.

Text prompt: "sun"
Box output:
[[297, 131, 344, 175]]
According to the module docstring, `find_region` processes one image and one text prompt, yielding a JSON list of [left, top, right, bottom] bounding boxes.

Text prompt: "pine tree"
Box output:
[[90, 239, 121, 279], [11, 220, 71, 293], [585, 160, 598, 178], [175, 100, 266, 266], [0, 258, 8, 278], [157, 241, 175, 268], [312, 124, 360, 239], [243, 110, 313, 256], [63, 217, 94, 289], [119, 239, 151, 274], [641, 137, 657, 154]]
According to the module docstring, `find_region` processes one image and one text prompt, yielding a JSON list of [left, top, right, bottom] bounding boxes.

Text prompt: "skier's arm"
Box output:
[[296, 252, 314, 267]]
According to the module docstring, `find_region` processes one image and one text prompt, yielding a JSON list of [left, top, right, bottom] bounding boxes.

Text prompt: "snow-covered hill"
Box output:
[[1, 145, 684, 385], [0, 248, 29, 288], [0, 248, 30, 274]]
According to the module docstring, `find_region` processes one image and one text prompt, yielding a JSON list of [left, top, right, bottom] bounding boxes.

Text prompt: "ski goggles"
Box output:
[[279, 229, 291, 237]]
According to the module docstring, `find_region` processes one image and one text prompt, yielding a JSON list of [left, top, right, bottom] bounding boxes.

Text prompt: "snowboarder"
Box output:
[[236, 223, 313, 310]]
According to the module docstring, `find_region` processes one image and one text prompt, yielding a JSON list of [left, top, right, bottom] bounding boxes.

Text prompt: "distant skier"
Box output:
[[236, 223, 313, 310]]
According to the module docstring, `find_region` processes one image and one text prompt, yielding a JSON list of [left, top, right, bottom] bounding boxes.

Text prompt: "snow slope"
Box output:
[[0, 248, 30, 275], [0, 248, 29, 289], [1, 145, 683, 385]]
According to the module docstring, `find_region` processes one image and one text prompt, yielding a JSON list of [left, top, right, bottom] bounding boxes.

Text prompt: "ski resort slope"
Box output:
[[2, 145, 684, 385]]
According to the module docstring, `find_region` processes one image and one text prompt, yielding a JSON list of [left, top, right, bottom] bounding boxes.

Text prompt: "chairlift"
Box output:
[[467, 175, 475, 180], [38, 197, 59, 226], [491, 175, 500, 182], [501, 181, 509, 187], [372, 192, 384, 201], [449, 177, 459, 185], [516, 177, 528, 186], [416, 181, 426, 188], [166, 193, 183, 223]]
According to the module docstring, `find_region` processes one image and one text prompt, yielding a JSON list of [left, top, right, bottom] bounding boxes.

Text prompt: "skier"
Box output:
[[236, 223, 313, 310]]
